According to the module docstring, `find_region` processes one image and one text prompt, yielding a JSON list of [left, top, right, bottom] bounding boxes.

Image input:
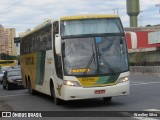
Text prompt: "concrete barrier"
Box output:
[[130, 66, 160, 77]]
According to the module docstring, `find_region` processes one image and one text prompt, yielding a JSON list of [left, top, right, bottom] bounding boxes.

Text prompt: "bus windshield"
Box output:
[[8, 70, 21, 77], [61, 18, 123, 36], [62, 36, 129, 76]]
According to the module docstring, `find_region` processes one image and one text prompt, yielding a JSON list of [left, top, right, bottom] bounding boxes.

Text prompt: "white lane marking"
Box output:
[[0, 93, 29, 98], [145, 109, 160, 115], [134, 118, 159, 120], [131, 81, 160, 86], [145, 109, 160, 111], [133, 109, 160, 120]]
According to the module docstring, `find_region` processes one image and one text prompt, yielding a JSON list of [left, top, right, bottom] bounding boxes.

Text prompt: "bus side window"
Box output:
[[53, 21, 59, 34], [53, 21, 63, 79]]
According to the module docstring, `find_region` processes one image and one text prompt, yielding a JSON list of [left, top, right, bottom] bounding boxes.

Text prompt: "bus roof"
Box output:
[[21, 19, 52, 38], [60, 14, 119, 21]]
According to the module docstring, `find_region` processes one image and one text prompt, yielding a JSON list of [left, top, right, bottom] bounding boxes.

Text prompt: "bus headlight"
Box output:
[[117, 76, 129, 83], [63, 80, 81, 87]]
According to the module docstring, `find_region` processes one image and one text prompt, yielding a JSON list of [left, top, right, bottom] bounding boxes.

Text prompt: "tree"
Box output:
[[0, 53, 18, 60]]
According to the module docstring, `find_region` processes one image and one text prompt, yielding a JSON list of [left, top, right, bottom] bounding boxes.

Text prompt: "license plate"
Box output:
[[95, 90, 105, 94], [18, 83, 22, 86]]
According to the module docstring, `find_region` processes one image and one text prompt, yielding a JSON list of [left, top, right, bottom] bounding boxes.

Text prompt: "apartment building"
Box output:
[[0, 24, 16, 56]]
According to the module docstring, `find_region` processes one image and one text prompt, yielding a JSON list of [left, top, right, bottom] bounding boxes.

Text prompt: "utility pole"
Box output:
[[113, 9, 115, 14], [115, 8, 119, 15], [155, 4, 160, 13], [113, 8, 119, 15]]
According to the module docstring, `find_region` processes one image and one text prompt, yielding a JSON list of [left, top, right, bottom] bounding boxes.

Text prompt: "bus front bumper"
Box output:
[[62, 81, 129, 101]]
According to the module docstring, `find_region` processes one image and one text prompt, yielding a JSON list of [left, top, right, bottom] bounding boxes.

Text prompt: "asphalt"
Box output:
[[0, 74, 160, 120]]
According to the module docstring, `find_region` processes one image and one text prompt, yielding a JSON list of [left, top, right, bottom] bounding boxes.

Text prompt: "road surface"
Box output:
[[0, 74, 160, 120]]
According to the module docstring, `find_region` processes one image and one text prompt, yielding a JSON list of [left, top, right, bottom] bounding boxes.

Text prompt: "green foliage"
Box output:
[[0, 53, 18, 60]]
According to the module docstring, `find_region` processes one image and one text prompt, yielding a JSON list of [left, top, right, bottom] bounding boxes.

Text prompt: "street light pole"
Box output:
[[115, 8, 119, 15], [155, 4, 160, 13], [112, 9, 115, 14], [113, 8, 119, 15]]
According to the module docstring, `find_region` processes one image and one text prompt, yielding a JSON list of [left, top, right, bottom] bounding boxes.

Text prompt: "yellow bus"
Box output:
[[20, 14, 129, 105], [0, 60, 17, 67]]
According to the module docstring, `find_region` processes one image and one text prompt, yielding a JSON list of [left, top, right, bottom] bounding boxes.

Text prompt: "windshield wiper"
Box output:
[[97, 44, 116, 74], [83, 44, 96, 76]]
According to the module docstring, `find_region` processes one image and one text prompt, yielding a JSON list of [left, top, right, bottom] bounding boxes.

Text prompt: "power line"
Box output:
[[0, 0, 23, 14]]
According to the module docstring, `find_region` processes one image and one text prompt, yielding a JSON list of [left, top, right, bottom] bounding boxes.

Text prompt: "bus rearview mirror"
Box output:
[[55, 34, 62, 56]]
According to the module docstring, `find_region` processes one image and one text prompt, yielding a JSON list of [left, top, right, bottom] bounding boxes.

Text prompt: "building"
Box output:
[[125, 26, 160, 51], [0, 24, 16, 56], [124, 26, 160, 65]]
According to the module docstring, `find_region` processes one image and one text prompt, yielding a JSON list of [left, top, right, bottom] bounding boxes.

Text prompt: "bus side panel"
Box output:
[[21, 50, 58, 95], [34, 49, 66, 96], [35, 51, 46, 85], [35, 50, 54, 95], [20, 53, 38, 89]]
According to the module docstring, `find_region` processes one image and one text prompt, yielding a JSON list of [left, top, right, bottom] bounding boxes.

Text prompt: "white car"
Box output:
[[0, 71, 4, 84], [0, 66, 12, 84]]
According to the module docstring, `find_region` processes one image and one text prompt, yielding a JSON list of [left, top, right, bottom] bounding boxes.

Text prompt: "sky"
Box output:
[[0, 0, 160, 36]]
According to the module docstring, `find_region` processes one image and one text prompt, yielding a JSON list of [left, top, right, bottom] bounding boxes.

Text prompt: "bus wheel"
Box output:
[[50, 83, 63, 105], [28, 80, 36, 95], [103, 97, 112, 102]]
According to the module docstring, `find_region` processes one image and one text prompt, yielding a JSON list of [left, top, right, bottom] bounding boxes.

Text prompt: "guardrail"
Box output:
[[130, 66, 160, 77]]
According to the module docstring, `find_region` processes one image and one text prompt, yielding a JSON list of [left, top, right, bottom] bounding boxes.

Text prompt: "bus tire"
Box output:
[[50, 82, 63, 105], [28, 80, 36, 95], [103, 97, 112, 102]]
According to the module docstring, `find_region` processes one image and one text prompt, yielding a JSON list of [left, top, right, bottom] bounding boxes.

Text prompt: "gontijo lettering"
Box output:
[[25, 57, 34, 65], [71, 68, 90, 73]]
